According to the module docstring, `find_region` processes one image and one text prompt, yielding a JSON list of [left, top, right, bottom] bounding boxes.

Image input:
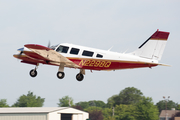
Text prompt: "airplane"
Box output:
[[13, 30, 170, 81]]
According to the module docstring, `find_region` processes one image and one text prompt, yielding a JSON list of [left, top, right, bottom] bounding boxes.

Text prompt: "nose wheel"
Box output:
[[29, 63, 39, 78], [30, 69, 37, 77]]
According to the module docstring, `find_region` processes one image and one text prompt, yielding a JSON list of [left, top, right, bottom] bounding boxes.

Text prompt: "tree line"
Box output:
[[0, 87, 180, 120]]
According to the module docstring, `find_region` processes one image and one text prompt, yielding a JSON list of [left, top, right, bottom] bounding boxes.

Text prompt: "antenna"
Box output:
[[69, 98, 71, 107], [108, 46, 113, 51], [123, 49, 129, 54]]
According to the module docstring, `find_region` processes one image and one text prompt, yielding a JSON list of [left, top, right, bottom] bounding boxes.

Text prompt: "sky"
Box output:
[[0, 0, 180, 107]]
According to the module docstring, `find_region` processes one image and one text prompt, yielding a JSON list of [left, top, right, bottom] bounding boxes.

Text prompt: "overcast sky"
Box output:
[[0, 0, 180, 107]]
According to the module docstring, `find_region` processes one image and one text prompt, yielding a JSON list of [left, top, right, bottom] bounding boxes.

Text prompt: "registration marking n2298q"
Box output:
[[79, 60, 111, 68]]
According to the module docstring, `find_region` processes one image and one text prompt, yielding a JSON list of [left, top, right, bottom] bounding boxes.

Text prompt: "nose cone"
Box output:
[[13, 54, 18, 58], [14, 47, 24, 59]]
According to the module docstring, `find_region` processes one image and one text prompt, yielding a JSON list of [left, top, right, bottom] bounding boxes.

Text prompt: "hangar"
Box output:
[[0, 107, 89, 120]]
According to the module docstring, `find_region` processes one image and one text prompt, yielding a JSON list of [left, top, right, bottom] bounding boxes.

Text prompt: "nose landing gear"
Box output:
[[30, 69, 37, 77], [29, 63, 39, 78]]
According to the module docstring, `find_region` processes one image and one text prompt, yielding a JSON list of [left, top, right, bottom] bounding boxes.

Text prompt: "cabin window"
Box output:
[[70, 48, 80, 55], [82, 50, 94, 57], [96, 54, 103, 58], [56, 45, 69, 53]]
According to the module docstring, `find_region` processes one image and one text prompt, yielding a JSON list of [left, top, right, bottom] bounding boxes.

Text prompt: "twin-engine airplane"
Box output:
[[13, 30, 170, 81]]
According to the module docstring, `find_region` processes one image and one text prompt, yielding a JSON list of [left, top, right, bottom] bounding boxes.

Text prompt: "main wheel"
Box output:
[[76, 73, 84, 81], [57, 72, 65, 79], [29, 69, 37, 77]]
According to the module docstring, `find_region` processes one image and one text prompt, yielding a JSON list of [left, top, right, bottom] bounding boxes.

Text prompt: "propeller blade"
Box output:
[[18, 51, 23, 58], [17, 48, 24, 58], [48, 41, 51, 48], [17, 48, 24, 52]]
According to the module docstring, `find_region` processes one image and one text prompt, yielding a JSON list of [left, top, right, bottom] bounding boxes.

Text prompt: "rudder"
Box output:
[[132, 30, 170, 61]]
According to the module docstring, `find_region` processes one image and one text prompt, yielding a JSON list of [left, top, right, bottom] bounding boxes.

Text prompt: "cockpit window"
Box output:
[[96, 54, 103, 58], [56, 45, 69, 53], [70, 48, 80, 55], [82, 50, 94, 57], [50, 44, 58, 50]]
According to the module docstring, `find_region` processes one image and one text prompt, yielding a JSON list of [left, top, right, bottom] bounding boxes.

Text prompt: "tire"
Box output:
[[29, 69, 37, 77], [76, 73, 84, 81], [57, 72, 65, 79]]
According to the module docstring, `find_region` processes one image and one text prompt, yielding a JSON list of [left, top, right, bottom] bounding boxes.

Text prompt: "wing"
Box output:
[[24, 44, 80, 68]]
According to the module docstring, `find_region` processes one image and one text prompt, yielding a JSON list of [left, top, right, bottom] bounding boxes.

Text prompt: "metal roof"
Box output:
[[0, 107, 69, 114], [159, 110, 180, 117]]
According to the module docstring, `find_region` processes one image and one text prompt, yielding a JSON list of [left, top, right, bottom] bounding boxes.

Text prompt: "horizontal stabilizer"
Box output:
[[158, 63, 171, 67]]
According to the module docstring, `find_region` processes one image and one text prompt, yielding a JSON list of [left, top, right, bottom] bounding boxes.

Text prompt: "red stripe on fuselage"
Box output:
[[68, 58, 157, 70]]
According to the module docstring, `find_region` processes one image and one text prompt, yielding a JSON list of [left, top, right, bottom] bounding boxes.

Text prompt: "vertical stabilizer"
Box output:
[[132, 30, 170, 61]]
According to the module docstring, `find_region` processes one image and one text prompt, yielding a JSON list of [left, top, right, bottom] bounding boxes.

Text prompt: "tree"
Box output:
[[76, 100, 106, 110], [135, 97, 159, 120], [73, 105, 83, 111], [118, 87, 143, 105], [102, 108, 115, 120], [85, 106, 103, 120], [88, 100, 106, 108], [177, 104, 180, 110], [0, 99, 9, 107], [12, 91, 45, 107], [115, 104, 136, 120], [156, 100, 178, 112], [57, 96, 73, 107], [75, 101, 89, 109], [107, 87, 143, 107], [107, 95, 119, 108]]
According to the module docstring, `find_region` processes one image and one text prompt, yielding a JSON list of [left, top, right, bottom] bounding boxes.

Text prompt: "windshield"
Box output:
[[56, 45, 69, 53], [50, 44, 58, 50]]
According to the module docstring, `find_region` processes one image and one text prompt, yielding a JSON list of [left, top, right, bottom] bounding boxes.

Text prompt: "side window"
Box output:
[[70, 48, 80, 55], [96, 54, 103, 58], [56, 45, 69, 53], [82, 50, 94, 57]]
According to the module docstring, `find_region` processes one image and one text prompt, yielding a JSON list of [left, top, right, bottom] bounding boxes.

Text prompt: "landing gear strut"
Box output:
[[29, 63, 39, 77], [57, 63, 65, 79]]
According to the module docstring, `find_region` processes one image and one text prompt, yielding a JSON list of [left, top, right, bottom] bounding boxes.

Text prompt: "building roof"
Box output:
[[159, 110, 180, 118], [0, 107, 70, 114]]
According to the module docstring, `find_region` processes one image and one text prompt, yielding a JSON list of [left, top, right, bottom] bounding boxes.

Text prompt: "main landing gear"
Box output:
[[76, 73, 84, 81], [57, 71, 65, 79], [29, 63, 85, 81], [56, 69, 85, 81], [75, 69, 85, 81], [56, 65, 85, 81]]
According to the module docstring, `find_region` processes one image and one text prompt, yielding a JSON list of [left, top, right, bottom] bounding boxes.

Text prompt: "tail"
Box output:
[[131, 30, 170, 61]]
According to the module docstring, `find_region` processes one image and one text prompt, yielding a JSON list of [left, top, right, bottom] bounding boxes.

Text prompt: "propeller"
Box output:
[[17, 48, 24, 58], [47, 41, 51, 48], [18, 51, 23, 58]]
